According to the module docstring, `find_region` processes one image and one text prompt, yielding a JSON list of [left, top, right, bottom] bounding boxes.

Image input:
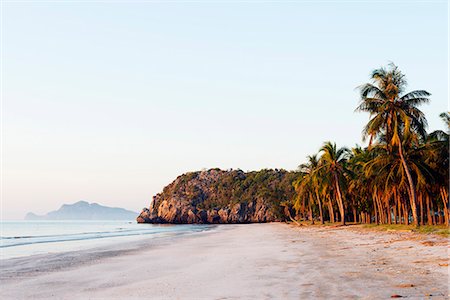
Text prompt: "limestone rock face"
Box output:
[[137, 168, 296, 224]]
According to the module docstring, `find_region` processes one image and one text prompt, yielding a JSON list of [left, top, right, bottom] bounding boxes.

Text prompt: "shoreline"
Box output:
[[0, 224, 221, 280], [0, 221, 215, 260], [1, 223, 448, 299]]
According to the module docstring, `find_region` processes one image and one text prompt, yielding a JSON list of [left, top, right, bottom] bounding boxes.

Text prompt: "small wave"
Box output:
[[0, 225, 212, 249], [0, 228, 152, 240], [0, 230, 159, 248], [0, 236, 35, 239]]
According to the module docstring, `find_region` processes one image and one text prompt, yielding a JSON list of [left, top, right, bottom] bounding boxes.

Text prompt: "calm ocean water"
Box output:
[[0, 221, 212, 259]]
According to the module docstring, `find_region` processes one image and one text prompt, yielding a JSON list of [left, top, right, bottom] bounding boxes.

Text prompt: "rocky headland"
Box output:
[[137, 168, 297, 224]]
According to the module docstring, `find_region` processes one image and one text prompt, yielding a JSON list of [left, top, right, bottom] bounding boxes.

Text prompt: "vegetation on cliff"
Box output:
[[137, 169, 297, 223]]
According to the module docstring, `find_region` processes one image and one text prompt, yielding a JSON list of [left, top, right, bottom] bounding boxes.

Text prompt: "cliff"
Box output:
[[137, 168, 297, 224]]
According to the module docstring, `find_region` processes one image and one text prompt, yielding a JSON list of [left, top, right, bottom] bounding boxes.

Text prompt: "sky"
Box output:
[[2, 0, 448, 219]]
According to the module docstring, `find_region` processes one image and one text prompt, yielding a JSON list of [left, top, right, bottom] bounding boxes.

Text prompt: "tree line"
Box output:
[[291, 64, 449, 227]]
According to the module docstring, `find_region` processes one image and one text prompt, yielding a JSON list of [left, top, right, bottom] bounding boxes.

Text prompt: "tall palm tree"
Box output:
[[439, 112, 450, 127], [347, 146, 372, 223], [364, 142, 432, 225], [293, 171, 314, 224], [428, 112, 449, 141], [299, 154, 324, 224], [317, 142, 349, 225], [356, 63, 430, 226], [426, 112, 449, 225]]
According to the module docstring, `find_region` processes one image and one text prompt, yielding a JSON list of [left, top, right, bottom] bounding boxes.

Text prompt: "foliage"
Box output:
[[291, 64, 449, 227], [165, 169, 298, 219]]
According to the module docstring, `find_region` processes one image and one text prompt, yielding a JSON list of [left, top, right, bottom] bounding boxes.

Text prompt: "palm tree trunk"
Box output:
[[393, 200, 398, 224], [373, 195, 379, 225], [301, 197, 306, 220], [398, 143, 419, 227], [315, 190, 324, 224], [426, 195, 433, 226], [419, 193, 424, 226], [387, 207, 392, 225], [308, 197, 314, 225], [286, 208, 301, 226], [328, 200, 335, 223], [430, 200, 436, 225], [375, 193, 384, 224], [384, 195, 391, 224], [402, 202, 409, 225], [440, 187, 449, 226], [334, 173, 346, 225], [396, 191, 402, 224]]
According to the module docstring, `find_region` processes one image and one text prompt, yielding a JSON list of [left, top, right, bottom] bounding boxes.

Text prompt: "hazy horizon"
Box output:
[[3, 1, 448, 219]]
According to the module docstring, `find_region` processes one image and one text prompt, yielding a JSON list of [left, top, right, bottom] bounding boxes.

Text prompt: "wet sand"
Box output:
[[0, 223, 448, 299]]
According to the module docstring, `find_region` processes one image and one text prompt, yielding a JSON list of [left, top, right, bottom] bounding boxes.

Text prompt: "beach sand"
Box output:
[[0, 223, 448, 299]]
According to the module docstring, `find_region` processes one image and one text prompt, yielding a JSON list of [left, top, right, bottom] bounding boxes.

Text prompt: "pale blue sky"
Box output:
[[3, 1, 448, 219]]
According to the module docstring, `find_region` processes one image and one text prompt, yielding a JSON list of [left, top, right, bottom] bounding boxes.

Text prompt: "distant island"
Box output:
[[25, 201, 138, 220]]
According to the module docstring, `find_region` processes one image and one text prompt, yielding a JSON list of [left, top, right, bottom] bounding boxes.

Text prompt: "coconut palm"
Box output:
[[364, 141, 434, 224], [426, 112, 449, 225], [299, 154, 324, 224], [356, 63, 430, 226], [317, 142, 350, 225], [293, 173, 315, 223], [347, 146, 373, 223]]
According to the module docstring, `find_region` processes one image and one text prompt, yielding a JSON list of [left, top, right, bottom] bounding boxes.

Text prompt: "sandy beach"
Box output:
[[0, 223, 448, 299]]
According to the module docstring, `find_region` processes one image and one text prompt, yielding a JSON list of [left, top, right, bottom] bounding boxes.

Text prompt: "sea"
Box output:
[[0, 220, 212, 260]]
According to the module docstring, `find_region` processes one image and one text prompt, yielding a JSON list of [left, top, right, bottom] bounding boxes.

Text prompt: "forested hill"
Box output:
[[137, 169, 297, 224]]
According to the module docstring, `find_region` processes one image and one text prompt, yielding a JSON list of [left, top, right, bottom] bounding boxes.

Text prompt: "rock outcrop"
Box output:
[[137, 168, 297, 224]]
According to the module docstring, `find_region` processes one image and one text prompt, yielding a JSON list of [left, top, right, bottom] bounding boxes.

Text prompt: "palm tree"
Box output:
[[426, 112, 449, 225], [317, 142, 349, 225], [292, 173, 310, 223], [356, 63, 430, 226], [347, 146, 372, 223], [364, 142, 433, 225], [439, 112, 450, 127], [299, 154, 324, 224]]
